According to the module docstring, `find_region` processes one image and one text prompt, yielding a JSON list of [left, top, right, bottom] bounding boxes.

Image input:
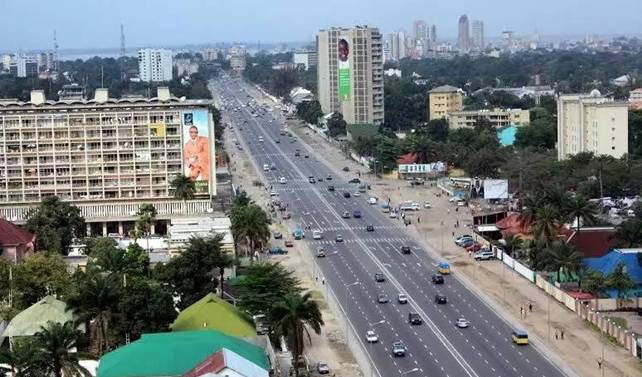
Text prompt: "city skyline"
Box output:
[[2, 0, 642, 51]]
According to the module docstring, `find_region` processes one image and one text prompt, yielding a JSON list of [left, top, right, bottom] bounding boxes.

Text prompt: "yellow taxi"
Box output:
[[512, 330, 529, 345]]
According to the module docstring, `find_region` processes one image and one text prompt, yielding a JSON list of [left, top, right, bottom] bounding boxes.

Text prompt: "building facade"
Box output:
[[557, 90, 629, 160], [446, 108, 530, 129], [293, 51, 318, 71], [0, 88, 216, 232], [229, 47, 247, 72], [138, 49, 173, 82], [428, 85, 463, 120], [457, 15, 470, 51], [317, 26, 384, 126], [471, 20, 485, 50]]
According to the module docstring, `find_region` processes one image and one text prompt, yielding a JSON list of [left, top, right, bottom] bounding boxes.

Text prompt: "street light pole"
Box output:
[[344, 282, 360, 344]]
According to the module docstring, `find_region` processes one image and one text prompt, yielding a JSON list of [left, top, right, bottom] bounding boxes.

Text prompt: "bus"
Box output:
[[512, 330, 529, 345]]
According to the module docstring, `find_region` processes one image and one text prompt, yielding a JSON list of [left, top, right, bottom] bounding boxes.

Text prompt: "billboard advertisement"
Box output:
[[182, 109, 210, 194], [398, 162, 447, 174], [483, 179, 509, 199], [338, 37, 351, 101]]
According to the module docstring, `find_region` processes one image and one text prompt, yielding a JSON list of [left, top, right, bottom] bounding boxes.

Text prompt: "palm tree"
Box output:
[[67, 273, 120, 356], [270, 292, 324, 377], [170, 174, 196, 212], [135, 203, 157, 253], [605, 263, 636, 306], [230, 203, 271, 260], [563, 195, 598, 232], [613, 219, 642, 248], [0, 339, 46, 376], [531, 204, 562, 247], [542, 242, 583, 281], [32, 321, 92, 377], [502, 234, 524, 258], [212, 249, 235, 299], [581, 270, 608, 309], [518, 193, 544, 227]]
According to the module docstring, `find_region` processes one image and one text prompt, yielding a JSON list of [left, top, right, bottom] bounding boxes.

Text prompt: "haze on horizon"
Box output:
[[2, 0, 642, 51]]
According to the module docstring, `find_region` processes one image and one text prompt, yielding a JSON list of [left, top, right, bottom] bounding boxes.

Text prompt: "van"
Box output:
[[263, 164, 270, 172], [512, 330, 529, 345]]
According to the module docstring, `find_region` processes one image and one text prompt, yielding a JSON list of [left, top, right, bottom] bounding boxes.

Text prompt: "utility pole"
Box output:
[[120, 24, 126, 57]]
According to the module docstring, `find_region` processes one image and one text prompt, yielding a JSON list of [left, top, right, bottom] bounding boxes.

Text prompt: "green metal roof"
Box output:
[[4, 296, 78, 337], [170, 293, 256, 337], [97, 330, 268, 377]]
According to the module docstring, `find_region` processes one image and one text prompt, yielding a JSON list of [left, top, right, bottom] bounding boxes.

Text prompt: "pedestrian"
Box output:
[[520, 307, 524, 318], [560, 329, 564, 340], [447, 208, 450, 214], [417, 216, 421, 223], [322, 278, 325, 285], [456, 207, 459, 212], [555, 329, 558, 340], [451, 231, 455, 237], [597, 358, 602, 369], [456, 220, 460, 227], [315, 276, 318, 282], [528, 303, 533, 313]]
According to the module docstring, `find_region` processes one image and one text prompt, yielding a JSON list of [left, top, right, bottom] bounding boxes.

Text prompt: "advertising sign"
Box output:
[[398, 162, 446, 174], [338, 37, 351, 101], [182, 109, 210, 194], [483, 179, 509, 199]]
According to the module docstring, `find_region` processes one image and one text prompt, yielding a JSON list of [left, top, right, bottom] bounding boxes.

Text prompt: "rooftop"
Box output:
[[170, 293, 256, 337], [429, 85, 462, 94], [0, 219, 34, 247]]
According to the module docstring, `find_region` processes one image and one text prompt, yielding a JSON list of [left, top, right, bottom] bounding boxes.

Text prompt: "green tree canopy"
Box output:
[[13, 253, 72, 309], [232, 262, 302, 316], [25, 197, 85, 255]]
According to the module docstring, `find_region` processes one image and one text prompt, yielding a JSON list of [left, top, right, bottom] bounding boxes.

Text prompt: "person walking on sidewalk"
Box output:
[[528, 303, 533, 313], [560, 329, 564, 340]]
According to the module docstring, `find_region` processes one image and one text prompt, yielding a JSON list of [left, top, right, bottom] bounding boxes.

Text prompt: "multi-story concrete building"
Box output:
[[138, 49, 173, 82], [317, 26, 384, 127], [557, 90, 629, 160], [202, 48, 220, 61], [471, 20, 485, 50], [229, 47, 247, 72], [293, 51, 318, 71], [428, 85, 463, 120], [0, 87, 216, 235], [457, 15, 470, 51], [446, 108, 530, 129], [386, 31, 407, 61]]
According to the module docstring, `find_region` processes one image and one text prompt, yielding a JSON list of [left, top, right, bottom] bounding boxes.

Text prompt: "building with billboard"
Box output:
[[317, 26, 384, 128], [0, 87, 215, 236]]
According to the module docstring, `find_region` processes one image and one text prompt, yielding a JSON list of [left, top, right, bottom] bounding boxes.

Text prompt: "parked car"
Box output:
[[284, 239, 294, 247], [474, 250, 495, 260], [316, 362, 330, 374], [282, 212, 291, 220], [459, 239, 475, 248], [348, 178, 361, 184], [432, 275, 445, 284], [466, 243, 483, 253], [342, 167, 350, 172], [273, 231, 283, 239], [269, 247, 288, 255]]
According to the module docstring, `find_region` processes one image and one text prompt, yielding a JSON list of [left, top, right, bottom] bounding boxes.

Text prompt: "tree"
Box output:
[[32, 321, 92, 377], [464, 148, 505, 178], [296, 101, 323, 125], [156, 235, 224, 309], [542, 242, 583, 281], [350, 136, 378, 157], [25, 197, 85, 255], [88, 238, 149, 277], [230, 203, 271, 260], [582, 270, 608, 308], [407, 132, 442, 164], [502, 234, 524, 258], [134, 203, 157, 253], [233, 262, 302, 316], [13, 253, 72, 309], [562, 195, 598, 232], [425, 118, 449, 142], [613, 219, 642, 248], [514, 117, 556, 149], [170, 174, 196, 210], [606, 263, 636, 303], [270, 292, 323, 377], [531, 204, 562, 247], [0, 337, 47, 376], [325, 112, 347, 138], [67, 273, 120, 356], [212, 249, 235, 299]]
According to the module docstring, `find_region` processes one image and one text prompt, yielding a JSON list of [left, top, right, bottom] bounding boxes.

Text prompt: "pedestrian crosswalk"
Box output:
[[309, 237, 412, 245], [315, 225, 405, 232]]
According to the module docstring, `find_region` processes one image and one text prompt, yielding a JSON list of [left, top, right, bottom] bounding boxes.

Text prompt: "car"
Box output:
[[284, 239, 294, 247], [327, 185, 335, 191], [292, 228, 305, 239], [270, 191, 278, 197], [374, 273, 385, 282], [353, 210, 362, 218], [474, 250, 495, 260], [399, 202, 421, 211], [368, 197, 378, 205], [308, 177, 316, 183], [279, 177, 287, 184], [456, 318, 470, 328], [397, 293, 408, 304], [353, 191, 361, 197], [273, 231, 283, 239], [455, 235, 473, 245], [282, 212, 291, 220], [269, 247, 288, 255], [326, 175, 333, 180], [408, 313, 423, 325], [270, 163, 276, 170], [401, 245, 411, 254], [342, 167, 350, 172], [435, 294, 447, 304], [263, 164, 270, 171], [459, 239, 475, 248], [316, 248, 326, 258], [348, 178, 361, 184], [313, 230, 322, 240], [466, 243, 483, 253], [294, 151, 300, 157], [317, 177, 324, 182], [341, 211, 351, 219], [431, 275, 445, 284], [392, 342, 406, 357], [366, 225, 374, 232], [343, 192, 351, 198], [424, 201, 432, 208], [335, 234, 343, 242], [449, 196, 465, 203], [316, 362, 330, 374], [377, 293, 389, 303], [304, 154, 309, 158], [275, 139, 280, 143], [366, 330, 379, 343]]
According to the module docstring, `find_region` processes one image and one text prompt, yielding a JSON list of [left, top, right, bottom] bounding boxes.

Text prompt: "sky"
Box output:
[[2, 0, 642, 51]]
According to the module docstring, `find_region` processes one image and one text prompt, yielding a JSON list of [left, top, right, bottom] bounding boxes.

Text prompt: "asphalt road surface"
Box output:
[[212, 75, 571, 377]]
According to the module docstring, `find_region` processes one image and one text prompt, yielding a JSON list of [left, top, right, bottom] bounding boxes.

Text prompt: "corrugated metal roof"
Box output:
[[4, 296, 78, 337]]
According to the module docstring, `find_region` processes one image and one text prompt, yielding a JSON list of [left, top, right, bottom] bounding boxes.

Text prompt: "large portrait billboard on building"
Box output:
[[338, 37, 351, 101], [182, 109, 210, 194]]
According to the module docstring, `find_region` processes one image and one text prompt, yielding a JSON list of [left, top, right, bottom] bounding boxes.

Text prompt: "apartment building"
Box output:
[[293, 51, 318, 71], [428, 85, 463, 120], [471, 20, 485, 49], [138, 49, 173, 82], [557, 90, 628, 160], [446, 108, 530, 129], [0, 87, 215, 234], [317, 26, 384, 127]]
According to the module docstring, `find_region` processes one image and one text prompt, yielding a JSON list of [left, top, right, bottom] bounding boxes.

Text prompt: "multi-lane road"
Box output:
[[212, 75, 574, 377]]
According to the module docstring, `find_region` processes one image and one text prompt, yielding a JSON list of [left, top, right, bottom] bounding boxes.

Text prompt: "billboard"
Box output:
[[338, 37, 351, 101], [483, 179, 509, 199], [398, 162, 446, 174], [182, 109, 210, 194]]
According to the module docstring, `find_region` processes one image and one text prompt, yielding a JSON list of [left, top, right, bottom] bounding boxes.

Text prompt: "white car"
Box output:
[[263, 164, 270, 172], [456, 318, 469, 328], [353, 192, 361, 197], [389, 212, 397, 218], [424, 201, 432, 208], [368, 197, 378, 205], [366, 330, 379, 343], [313, 230, 323, 240], [449, 196, 464, 203], [279, 177, 287, 184]]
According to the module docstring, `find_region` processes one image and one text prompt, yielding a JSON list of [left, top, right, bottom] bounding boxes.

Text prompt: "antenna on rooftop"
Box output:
[[53, 29, 59, 70], [120, 24, 126, 57]]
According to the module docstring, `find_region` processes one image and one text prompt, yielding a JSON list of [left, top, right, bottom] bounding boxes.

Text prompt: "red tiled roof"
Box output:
[[182, 351, 225, 377], [397, 152, 418, 165], [496, 213, 530, 238], [566, 291, 594, 300], [564, 227, 616, 258], [0, 219, 35, 247]]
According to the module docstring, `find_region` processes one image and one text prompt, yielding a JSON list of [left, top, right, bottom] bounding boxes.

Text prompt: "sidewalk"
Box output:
[[286, 120, 642, 377]]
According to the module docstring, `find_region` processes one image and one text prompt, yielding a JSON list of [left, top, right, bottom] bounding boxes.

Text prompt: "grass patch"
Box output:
[[585, 320, 619, 345], [606, 316, 628, 329]]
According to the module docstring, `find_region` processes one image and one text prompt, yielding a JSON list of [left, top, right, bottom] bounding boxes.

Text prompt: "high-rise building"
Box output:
[[229, 46, 247, 72], [202, 48, 220, 61], [429, 25, 437, 43], [428, 85, 463, 120], [457, 15, 470, 51], [293, 51, 318, 71], [413, 20, 427, 40], [0, 87, 216, 233], [471, 20, 485, 49], [386, 31, 407, 61], [138, 49, 173, 82], [317, 26, 384, 127], [557, 90, 629, 160], [12, 56, 38, 78]]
